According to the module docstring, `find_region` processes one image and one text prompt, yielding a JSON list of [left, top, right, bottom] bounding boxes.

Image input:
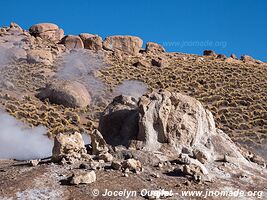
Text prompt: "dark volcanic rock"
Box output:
[[98, 95, 139, 146]]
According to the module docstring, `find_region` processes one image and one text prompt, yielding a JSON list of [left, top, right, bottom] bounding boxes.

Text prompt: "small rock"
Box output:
[[69, 170, 96, 185], [145, 42, 165, 54], [111, 160, 122, 170], [91, 129, 109, 155], [230, 53, 237, 59], [122, 158, 142, 172], [217, 54, 227, 59], [203, 50, 216, 56], [151, 58, 163, 67], [98, 152, 113, 162], [29, 160, 39, 166]]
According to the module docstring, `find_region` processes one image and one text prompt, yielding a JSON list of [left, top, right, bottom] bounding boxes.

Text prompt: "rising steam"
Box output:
[[55, 49, 108, 100], [113, 80, 148, 99], [0, 111, 53, 160]]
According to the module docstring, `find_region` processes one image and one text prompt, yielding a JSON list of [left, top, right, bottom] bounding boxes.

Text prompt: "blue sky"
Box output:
[[1, 0, 267, 61]]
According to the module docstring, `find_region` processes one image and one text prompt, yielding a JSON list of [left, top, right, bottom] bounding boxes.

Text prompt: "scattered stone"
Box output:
[[230, 53, 237, 59], [90, 129, 109, 155], [26, 49, 53, 65], [145, 42, 165, 54], [69, 170, 96, 185], [52, 132, 87, 163], [79, 33, 102, 50], [216, 54, 227, 59], [61, 35, 84, 49], [98, 152, 113, 162], [29, 160, 39, 167], [240, 55, 254, 62], [37, 80, 91, 108], [151, 58, 164, 67], [9, 22, 23, 32], [203, 50, 216, 56], [111, 160, 122, 170], [132, 60, 150, 68], [181, 147, 193, 156], [103, 35, 143, 55], [121, 159, 142, 172]]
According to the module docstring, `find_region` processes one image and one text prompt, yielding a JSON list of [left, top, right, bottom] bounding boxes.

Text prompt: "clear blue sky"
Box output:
[[1, 0, 267, 61]]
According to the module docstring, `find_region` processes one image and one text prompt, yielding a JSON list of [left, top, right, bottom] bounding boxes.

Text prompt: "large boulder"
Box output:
[[29, 23, 64, 42], [79, 33, 102, 51], [98, 95, 139, 146], [52, 132, 88, 162], [99, 90, 249, 165], [137, 91, 248, 163], [203, 50, 217, 56], [36, 80, 91, 108], [145, 42, 165, 54], [103, 35, 143, 55], [26, 49, 53, 65], [60, 35, 84, 49]]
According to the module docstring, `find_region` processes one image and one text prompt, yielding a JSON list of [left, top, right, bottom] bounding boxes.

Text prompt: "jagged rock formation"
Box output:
[[29, 23, 64, 42], [79, 33, 103, 51], [98, 95, 139, 146], [100, 91, 250, 162], [103, 35, 143, 55], [52, 132, 89, 162]]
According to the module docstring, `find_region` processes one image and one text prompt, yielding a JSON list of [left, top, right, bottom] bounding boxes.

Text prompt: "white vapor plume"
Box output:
[[113, 80, 148, 99], [0, 46, 13, 67], [0, 111, 53, 160], [56, 49, 108, 100]]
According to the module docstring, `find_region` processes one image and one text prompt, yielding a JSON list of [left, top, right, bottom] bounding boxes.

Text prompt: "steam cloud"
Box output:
[[1, 41, 51, 161], [113, 80, 148, 99], [56, 49, 108, 101], [55, 50, 149, 103], [0, 111, 53, 160]]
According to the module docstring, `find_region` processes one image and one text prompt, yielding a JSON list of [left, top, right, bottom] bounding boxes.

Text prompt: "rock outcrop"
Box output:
[[145, 42, 165, 54], [99, 90, 250, 166], [29, 23, 64, 42], [203, 50, 216, 56], [79, 33, 102, 51], [52, 132, 88, 162], [98, 95, 139, 146], [60, 35, 84, 49], [36, 80, 91, 108], [103, 35, 143, 55]]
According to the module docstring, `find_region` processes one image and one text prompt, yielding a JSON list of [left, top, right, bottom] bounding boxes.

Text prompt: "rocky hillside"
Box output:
[[0, 22, 266, 200]]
